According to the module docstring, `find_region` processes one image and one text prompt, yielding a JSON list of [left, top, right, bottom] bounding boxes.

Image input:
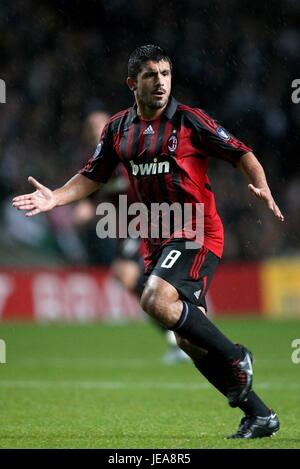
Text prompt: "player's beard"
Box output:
[[137, 90, 169, 110]]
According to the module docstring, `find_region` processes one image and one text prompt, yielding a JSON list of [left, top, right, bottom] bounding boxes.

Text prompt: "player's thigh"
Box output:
[[147, 239, 220, 310]]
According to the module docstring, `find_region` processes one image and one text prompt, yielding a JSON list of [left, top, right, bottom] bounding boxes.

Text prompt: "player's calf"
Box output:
[[174, 333, 207, 361]]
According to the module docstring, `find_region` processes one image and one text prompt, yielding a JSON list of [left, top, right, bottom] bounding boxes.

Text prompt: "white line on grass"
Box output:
[[10, 356, 295, 369], [0, 380, 299, 390], [0, 380, 208, 390], [11, 357, 162, 369]]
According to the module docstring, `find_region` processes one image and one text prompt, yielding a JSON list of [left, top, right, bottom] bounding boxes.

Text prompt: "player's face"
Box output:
[[134, 60, 171, 110]]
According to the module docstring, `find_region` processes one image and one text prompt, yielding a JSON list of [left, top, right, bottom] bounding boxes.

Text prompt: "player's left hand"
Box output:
[[248, 184, 284, 222]]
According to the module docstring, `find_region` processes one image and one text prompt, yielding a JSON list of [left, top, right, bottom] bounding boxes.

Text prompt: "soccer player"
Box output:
[[13, 45, 284, 438]]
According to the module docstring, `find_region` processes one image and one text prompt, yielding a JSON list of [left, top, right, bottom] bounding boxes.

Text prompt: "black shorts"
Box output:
[[143, 239, 220, 310]]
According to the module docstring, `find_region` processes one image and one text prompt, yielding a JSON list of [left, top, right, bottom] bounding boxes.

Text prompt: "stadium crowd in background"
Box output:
[[1, 0, 299, 265]]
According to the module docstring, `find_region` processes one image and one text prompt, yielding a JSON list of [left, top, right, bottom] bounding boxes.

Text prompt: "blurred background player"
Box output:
[[70, 107, 125, 266], [112, 237, 189, 364]]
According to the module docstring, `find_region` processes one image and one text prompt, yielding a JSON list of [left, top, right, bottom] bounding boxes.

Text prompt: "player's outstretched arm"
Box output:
[[238, 152, 284, 222], [12, 174, 100, 217]]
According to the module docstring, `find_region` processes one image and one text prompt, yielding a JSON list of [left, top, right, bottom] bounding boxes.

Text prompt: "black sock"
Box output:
[[240, 392, 270, 417], [194, 352, 270, 417], [172, 301, 240, 361]]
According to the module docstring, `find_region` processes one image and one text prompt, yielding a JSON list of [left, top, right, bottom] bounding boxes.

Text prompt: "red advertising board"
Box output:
[[208, 262, 262, 315], [0, 263, 262, 321], [0, 269, 143, 321]]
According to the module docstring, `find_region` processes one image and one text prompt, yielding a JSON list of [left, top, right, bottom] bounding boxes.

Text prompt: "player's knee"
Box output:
[[141, 285, 179, 327], [140, 286, 164, 319]]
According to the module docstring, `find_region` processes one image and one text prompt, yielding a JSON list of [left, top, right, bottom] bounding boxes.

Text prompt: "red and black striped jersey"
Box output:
[[80, 97, 252, 265]]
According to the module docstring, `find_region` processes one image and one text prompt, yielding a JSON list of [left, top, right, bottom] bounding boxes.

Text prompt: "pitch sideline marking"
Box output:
[[0, 380, 299, 390]]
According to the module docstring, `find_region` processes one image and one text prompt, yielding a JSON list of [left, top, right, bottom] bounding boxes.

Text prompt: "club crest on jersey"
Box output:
[[168, 134, 178, 153], [216, 127, 230, 141]]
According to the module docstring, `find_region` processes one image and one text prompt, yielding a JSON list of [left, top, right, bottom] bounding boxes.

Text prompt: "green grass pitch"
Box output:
[[0, 318, 299, 448]]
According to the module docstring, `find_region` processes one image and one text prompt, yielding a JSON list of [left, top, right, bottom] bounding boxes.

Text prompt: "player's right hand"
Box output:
[[12, 176, 57, 217]]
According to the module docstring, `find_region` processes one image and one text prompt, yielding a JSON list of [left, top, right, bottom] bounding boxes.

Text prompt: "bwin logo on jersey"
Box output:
[[129, 159, 170, 176]]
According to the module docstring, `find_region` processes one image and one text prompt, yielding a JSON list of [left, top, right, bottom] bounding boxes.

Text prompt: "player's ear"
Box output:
[[127, 77, 137, 92]]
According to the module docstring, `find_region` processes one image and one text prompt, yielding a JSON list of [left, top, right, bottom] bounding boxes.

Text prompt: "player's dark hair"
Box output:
[[128, 44, 172, 79]]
